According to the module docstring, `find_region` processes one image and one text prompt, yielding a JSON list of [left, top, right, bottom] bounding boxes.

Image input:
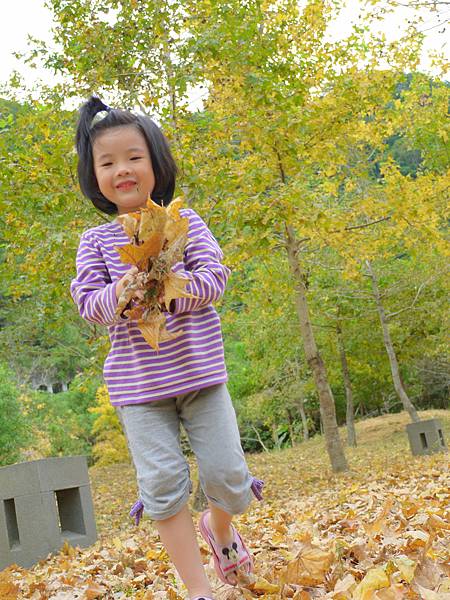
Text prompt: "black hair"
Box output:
[[75, 96, 178, 214]]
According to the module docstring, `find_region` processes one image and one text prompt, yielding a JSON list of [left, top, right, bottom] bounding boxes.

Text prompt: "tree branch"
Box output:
[[338, 216, 391, 232]]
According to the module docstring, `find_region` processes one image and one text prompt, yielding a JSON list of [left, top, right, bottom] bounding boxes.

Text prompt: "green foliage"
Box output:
[[0, 364, 29, 466], [21, 378, 100, 463], [0, 1, 448, 458]]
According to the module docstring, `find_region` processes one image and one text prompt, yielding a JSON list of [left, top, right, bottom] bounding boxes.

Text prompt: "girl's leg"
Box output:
[[155, 504, 213, 598], [180, 383, 254, 519], [117, 402, 214, 598], [180, 384, 254, 585], [207, 503, 233, 546]]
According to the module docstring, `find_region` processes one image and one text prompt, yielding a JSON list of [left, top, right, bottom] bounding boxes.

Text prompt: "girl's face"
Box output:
[[93, 125, 156, 215]]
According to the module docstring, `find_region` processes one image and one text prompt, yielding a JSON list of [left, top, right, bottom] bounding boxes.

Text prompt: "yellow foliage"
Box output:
[[89, 386, 129, 466]]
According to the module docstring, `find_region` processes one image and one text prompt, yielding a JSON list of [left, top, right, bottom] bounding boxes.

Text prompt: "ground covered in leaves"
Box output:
[[1, 410, 449, 599]]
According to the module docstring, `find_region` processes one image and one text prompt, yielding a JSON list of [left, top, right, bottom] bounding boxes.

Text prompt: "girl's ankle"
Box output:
[[208, 513, 234, 547]]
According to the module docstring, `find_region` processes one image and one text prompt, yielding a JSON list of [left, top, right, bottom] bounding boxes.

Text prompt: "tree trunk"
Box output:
[[285, 224, 348, 472], [296, 396, 309, 441], [365, 260, 420, 423], [286, 408, 296, 446], [336, 314, 357, 447]]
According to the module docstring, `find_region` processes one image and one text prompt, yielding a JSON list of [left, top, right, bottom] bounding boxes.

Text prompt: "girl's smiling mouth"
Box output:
[[116, 180, 137, 190]]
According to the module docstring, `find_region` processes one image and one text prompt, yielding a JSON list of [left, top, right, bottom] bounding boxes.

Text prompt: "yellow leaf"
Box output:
[[354, 566, 390, 600], [61, 539, 76, 558], [250, 576, 280, 593], [166, 196, 184, 220], [393, 556, 416, 583]]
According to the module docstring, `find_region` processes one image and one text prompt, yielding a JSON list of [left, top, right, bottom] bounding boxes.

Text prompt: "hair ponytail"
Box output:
[[76, 96, 110, 157], [75, 96, 178, 215]]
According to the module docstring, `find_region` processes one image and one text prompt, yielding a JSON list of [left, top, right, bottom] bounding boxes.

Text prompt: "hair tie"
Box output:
[[91, 105, 111, 128]]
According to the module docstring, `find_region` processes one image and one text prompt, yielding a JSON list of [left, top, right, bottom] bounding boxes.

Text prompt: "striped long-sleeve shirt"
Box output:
[[70, 208, 230, 406]]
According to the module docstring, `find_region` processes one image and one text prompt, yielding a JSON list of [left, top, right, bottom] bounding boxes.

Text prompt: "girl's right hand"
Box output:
[[115, 266, 139, 299]]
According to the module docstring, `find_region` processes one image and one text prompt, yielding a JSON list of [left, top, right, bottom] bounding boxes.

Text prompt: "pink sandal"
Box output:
[[199, 510, 253, 585]]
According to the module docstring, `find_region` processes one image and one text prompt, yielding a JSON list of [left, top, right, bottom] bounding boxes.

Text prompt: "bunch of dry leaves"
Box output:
[[114, 196, 194, 351], [1, 413, 448, 599]]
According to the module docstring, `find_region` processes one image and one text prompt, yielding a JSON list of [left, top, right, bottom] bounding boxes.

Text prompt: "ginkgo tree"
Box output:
[[5, 0, 449, 473], [175, 1, 449, 471]]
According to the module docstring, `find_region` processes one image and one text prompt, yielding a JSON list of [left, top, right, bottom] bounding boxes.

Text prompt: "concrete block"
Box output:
[[406, 418, 447, 456], [0, 456, 97, 570], [36, 456, 90, 492], [0, 493, 53, 569], [0, 461, 40, 499]]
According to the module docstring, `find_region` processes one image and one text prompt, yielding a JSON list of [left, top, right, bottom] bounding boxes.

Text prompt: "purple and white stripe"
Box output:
[[70, 209, 230, 406]]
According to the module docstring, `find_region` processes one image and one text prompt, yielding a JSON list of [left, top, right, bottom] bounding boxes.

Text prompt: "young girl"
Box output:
[[70, 96, 263, 600]]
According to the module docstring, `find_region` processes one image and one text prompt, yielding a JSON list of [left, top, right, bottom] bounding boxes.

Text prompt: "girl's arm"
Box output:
[[168, 210, 230, 314], [70, 231, 125, 326]]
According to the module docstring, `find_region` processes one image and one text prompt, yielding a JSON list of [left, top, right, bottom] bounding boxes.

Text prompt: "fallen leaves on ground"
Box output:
[[1, 411, 449, 599]]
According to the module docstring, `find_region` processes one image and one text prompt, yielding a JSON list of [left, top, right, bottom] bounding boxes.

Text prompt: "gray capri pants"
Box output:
[[116, 383, 254, 521]]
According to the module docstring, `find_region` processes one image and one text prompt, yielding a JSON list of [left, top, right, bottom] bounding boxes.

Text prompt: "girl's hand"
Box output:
[[116, 266, 139, 300]]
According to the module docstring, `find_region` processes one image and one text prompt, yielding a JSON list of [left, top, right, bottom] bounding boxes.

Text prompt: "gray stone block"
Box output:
[[0, 461, 41, 499], [0, 456, 97, 570], [1, 493, 54, 569], [36, 456, 90, 492], [406, 418, 447, 456]]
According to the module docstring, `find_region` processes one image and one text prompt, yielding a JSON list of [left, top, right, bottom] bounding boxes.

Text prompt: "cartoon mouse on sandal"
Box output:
[[199, 508, 254, 589]]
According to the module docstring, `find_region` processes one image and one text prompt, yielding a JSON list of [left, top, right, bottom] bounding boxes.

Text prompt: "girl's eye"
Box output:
[[101, 162, 113, 167], [130, 156, 142, 161]]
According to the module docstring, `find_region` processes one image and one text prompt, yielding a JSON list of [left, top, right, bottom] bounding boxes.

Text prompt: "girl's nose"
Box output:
[[116, 163, 131, 176]]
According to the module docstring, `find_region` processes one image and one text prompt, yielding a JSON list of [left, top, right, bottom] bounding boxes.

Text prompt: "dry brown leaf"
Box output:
[[281, 542, 333, 586], [167, 588, 184, 600], [84, 580, 106, 599], [0, 570, 20, 600], [117, 212, 141, 240], [428, 513, 450, 531], [363, 496, 394, 538], [392, 556, 416, 583], [166, 196, 184, 220], [139, 204, 167, 241], [138, 312, 180, 352], [164, 271, 195, 308], [114, 196, 197, 350], [292, 590, 312, 600], [115, 232, 165, 269], [164, 216, 189, 245], [414, 583, 450, 599]]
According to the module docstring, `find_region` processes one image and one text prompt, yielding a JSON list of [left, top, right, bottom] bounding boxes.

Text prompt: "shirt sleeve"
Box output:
[[169, 210, 230, 314], [70, 231, 121, 326]]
